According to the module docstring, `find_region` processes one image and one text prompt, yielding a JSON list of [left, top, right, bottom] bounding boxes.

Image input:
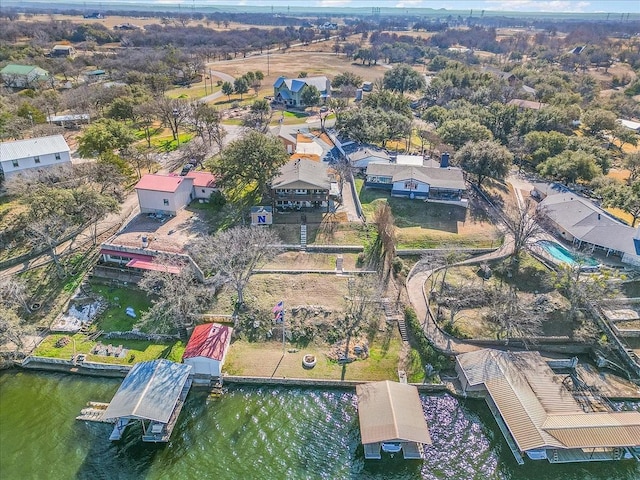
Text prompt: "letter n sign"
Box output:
[[257, 215, 266, 224]]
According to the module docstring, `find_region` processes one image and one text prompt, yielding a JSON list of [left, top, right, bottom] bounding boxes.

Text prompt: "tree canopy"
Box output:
[[382, 64, 426, 95], [436, 119, 493, 150], [455, 140, 513, 186], [212, 131, 289, 202], [537, 150, 601, 185]]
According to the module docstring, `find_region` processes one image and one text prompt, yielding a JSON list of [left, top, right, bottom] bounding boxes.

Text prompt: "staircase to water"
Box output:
[[300, 224, 307, 250], [381, 298, 408, 342]]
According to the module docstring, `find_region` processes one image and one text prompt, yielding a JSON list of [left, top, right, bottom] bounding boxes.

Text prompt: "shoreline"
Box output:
[[10, 356, 460, 395]]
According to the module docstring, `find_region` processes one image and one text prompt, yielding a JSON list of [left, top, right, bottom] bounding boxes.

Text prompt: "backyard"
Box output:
[[426, 255, 575, 340], [356, 179, 502, 249]]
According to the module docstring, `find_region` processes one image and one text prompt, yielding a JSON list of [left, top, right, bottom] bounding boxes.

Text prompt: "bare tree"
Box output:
[[191, 226, 282, 308], [154, 97, 189, 141], [340, 275, 381, 360], [138, 257, 214, 338], [0, 307, 35, 356], [503, 199, 544, 264], [484, 285, 543, 346], [372, 202, 397, 277]]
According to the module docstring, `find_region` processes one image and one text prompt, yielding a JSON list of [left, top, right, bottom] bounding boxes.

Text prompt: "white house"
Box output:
[[0, 135, 71, 179], [182, 323, 233, 379], [134, 174, 194, 216], [186, 171, 218, 200], [365, 161, 466, 205]]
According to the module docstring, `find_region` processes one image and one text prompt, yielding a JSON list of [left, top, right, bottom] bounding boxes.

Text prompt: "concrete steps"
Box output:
[[381, 298, 408, 342], [300, 225, 307, 250]]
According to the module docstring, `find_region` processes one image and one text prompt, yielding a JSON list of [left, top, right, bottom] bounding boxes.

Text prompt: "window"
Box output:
[[163, 199, 169, 206], [12, 160, 19, 167], [55, 153, 61, 160], [201, 189, 205, 193], [34, 156, 40, 164], [404, 181, 418, 190]]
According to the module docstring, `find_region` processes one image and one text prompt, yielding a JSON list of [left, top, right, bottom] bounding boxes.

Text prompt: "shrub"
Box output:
[[404, 306, 449, 371], [392, 256, 404, 275]]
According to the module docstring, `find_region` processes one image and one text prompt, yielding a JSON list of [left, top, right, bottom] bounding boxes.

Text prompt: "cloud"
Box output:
[[484, 0, 592, 12], [316, 0, 353, 6], [395, 0, 424, 7]]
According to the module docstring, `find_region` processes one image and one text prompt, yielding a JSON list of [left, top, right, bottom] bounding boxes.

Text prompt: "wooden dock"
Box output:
[[76, 402, 115, 424]]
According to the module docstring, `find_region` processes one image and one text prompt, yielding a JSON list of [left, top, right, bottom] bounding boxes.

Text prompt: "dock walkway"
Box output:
[[76, 402, 115, 424]]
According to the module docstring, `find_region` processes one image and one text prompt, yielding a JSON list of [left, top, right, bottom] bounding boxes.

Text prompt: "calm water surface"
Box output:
[[1, 371, 639, 480]]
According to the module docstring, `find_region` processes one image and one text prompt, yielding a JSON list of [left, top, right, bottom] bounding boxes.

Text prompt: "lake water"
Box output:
[[1, 371, 639, 480]]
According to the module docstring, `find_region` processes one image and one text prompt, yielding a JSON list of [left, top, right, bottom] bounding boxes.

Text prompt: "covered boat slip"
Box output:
[[456, 349, 640, 464], [102, 359, 193, 443], [356, 381, 432, 460]]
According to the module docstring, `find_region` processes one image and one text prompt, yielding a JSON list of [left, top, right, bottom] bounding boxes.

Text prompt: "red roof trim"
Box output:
[[183, 323, 232, 361], [126, 259, 181, 274]]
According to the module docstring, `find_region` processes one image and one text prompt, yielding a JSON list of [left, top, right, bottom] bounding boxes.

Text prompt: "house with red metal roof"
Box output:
[[185, 171, 218, 200], [182, 323, 233, 380], [135, 172, 219, 215], [135, 174, 195, 216]]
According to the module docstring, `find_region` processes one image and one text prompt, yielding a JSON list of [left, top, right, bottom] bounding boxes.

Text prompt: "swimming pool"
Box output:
[[536, 240, 599, 267]]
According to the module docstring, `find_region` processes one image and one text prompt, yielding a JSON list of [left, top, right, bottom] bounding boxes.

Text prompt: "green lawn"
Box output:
[[356, 178, 501, 249], [91, 284, 151, 332], [150, 132, 194, 152], [33, 333, 185, 365]]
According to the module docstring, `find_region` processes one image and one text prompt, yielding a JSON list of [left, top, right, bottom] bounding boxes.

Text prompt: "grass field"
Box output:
[[33, 333, 185, 365], [356, 179, 501, 249], [224, 332, 402, 380], [91, 284, 151, 332]]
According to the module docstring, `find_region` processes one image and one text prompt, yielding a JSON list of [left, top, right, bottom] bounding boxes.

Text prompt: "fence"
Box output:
[[102, 331, 180, 342]]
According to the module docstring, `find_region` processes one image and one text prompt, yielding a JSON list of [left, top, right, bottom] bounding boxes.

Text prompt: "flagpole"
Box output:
[[282, 302, 286, 355]]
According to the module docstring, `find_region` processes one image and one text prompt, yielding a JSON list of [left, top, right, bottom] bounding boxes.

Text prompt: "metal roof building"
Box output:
[[356, 381, 432, 460], [456, 349, 640, 464], [0, 135, 69, 162], [103, 359, 192, 442], [183, 323, 233, 379]]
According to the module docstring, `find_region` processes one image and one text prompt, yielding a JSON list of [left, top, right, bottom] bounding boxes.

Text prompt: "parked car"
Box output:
[[180, 163, 195, 176]]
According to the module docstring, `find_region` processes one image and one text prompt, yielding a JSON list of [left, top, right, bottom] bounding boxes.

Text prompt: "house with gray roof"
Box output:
[[0, 135, 71, 180], [273, 76, 331, 108], [0, 64, 49, 88], [538, 193, 640, 265], [365, 162, 466, 205], [349, 148, 391, 171], [270, 159, 333, 211]]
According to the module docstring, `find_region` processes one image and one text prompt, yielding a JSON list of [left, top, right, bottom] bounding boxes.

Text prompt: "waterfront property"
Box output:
[[182, 323, 233, 383], [101, 359, 193, 442], [456, 349, 640, 464], [356, 380, 432, 460], [0, 135, 71, 179], [538, 193, 640, 265], [364, 159, 466, 205], [270, 158, 334, 211]]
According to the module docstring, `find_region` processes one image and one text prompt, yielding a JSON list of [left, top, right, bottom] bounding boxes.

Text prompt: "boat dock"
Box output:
[[142, 378, 192, 443], [76, 402, 116, 424]]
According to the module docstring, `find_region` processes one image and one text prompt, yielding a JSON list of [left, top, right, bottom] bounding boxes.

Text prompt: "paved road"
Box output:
[[199, 70, 235, 104]]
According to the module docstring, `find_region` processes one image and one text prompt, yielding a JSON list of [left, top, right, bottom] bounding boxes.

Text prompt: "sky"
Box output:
[[16, 0, 640, 14]]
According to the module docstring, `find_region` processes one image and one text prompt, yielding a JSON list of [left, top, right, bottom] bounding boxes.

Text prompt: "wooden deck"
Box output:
[[76, 402, 115, 424]]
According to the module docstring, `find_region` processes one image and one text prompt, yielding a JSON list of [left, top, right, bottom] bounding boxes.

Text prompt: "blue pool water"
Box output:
[[537, 240, 599, 267]]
